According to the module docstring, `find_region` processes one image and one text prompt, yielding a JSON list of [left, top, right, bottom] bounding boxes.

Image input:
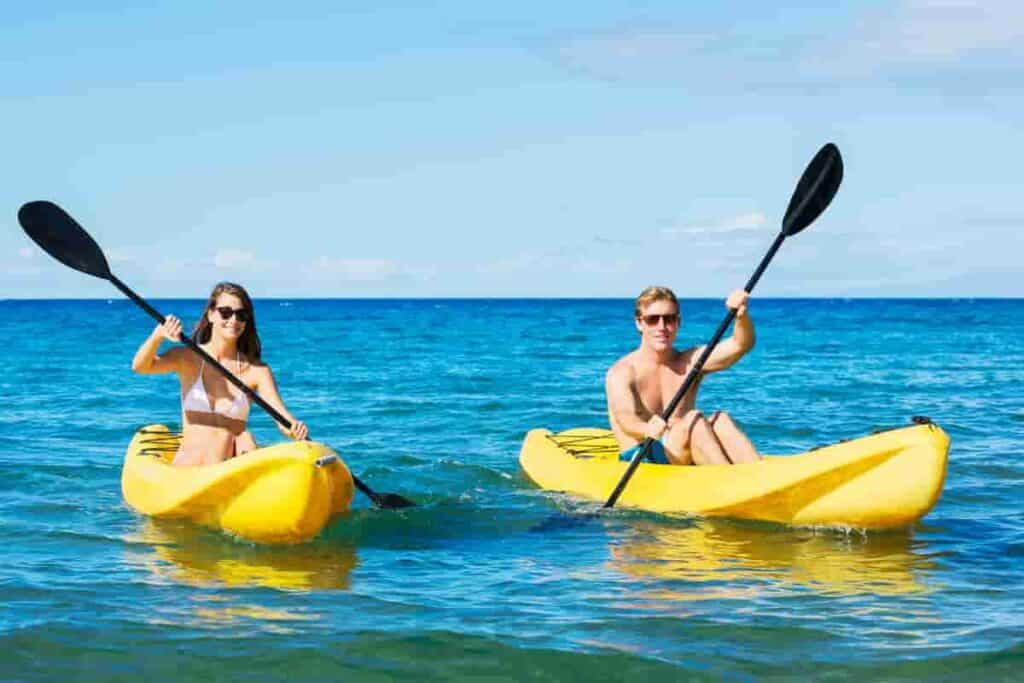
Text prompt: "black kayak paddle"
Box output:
[[603, 142, 844, 509], [17, 200, 415, 510]]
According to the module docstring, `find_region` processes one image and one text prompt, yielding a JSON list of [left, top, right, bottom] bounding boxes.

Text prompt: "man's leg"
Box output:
[[708, 411, 759, 464], [664, 410, 730, 465]]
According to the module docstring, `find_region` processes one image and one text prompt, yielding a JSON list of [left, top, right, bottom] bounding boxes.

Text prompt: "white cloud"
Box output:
[[575, 257, 634, 275], [310, 256, 400, 282], [105, 246, 147, 264], [663, 211, 767, 236], [821, 0, 1024, 82], [477, 250, 634, 277], [553, 1, 1024, 91], [17, 247, 32, 259], [213, 248, 256, 269], [869, 0, 1024, 62], [556, 29, 756, 84], [477, 251, 545, 275]]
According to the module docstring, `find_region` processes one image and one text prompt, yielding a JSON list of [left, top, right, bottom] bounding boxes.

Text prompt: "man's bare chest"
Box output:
[[632, 363, 699, 416]]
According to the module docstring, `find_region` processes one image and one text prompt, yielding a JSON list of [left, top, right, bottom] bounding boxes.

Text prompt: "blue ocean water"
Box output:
[[0, 298, 1021, 681]]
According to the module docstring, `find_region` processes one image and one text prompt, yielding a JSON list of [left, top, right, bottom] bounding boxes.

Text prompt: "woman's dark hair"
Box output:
[[192, 282, 262, 362]]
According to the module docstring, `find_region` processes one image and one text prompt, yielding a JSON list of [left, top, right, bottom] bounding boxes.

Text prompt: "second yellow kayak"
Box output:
[[519, 421, 948, 529], [122, 425, 354, 544]]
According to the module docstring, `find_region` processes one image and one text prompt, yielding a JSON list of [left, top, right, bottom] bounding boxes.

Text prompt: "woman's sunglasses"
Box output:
[[215, 306, 249, 323], [639, 313, 679, 326]]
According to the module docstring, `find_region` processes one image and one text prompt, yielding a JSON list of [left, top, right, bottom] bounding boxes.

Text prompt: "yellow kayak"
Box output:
[[122, 425, 354, 544], [519, 421, 949, 529]]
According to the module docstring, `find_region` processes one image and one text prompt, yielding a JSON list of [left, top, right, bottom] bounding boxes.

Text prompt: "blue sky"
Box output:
[[2, 1, 1021, 298]]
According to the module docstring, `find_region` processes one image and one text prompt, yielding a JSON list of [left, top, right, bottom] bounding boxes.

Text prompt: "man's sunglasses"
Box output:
[[639, 313, 679, 326], [215, 306, 249, 323]]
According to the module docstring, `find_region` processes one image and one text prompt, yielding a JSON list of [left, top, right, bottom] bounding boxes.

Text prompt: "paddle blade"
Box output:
[[352, 474, 416, 509], [372, 492, 417, 510], [781, 143, 844, 236], [17, 201, 113, 280]]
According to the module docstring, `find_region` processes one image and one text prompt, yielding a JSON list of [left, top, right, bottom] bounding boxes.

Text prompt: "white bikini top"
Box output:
[[182, 356, 250, 421]]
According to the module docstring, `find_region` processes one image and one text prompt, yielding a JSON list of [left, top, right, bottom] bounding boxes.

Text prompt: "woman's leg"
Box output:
[[173, 430, 236, 466], [172, 448, 204, 467], [234, 431, 257, 457]]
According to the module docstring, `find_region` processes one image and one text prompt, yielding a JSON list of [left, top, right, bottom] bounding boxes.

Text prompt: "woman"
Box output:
[[131, 282, 308, 466]]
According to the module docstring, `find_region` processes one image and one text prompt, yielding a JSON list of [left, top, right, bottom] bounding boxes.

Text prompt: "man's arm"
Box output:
[[606, 362, 665, 441], [700, 290, 755, 374]]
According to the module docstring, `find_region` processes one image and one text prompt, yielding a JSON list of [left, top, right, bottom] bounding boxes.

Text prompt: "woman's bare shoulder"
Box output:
[[242, 355, 269, 370]]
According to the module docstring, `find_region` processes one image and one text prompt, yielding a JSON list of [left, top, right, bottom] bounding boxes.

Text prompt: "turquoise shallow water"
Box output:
[[1, 298, 1022, 681]]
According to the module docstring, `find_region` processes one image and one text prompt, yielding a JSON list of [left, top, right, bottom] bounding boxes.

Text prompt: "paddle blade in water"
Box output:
[[374, 492, 417, 509], [351, 474, 416, 509], [782, 143, 844, 236], [17, 201, 113, 280]]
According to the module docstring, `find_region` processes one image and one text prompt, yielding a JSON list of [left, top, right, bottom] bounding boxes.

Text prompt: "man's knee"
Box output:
[[678, 409, 704, 429], [668, 448, 694, 466], [709, 410, 735, 429], [668, 411, 703, 443], [663, 424, 694, 465]]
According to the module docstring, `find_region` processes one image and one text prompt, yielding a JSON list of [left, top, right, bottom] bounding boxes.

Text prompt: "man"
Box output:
[[605, 286, 759, 466]]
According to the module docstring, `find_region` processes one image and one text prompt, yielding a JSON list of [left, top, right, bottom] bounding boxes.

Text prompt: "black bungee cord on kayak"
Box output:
[[545, 433, 619, 459], [135, 428, 183, 458]]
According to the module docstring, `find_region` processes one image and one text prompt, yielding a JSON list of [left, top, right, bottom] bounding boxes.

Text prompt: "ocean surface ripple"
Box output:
[[0, 298, 1021, 681]]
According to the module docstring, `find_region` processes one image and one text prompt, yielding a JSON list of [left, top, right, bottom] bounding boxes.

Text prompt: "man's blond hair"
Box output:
[[634, 286, 679, 319]]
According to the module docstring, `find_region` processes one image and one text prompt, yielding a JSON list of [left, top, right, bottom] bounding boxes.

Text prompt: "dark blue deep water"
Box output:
[[1, 298, 1021, 681]]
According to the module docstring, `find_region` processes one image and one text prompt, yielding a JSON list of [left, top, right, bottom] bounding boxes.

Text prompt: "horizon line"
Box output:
[[2, 295, 1021, 302]]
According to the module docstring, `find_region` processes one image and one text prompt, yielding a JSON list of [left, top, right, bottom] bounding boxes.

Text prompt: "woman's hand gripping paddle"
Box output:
[[603, 143, 844, 509], [17, 200, 415, 510]]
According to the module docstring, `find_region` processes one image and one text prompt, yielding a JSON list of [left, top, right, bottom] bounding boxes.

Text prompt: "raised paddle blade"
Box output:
[[18, 201, 113, 280], [782, 143, 844, 236]]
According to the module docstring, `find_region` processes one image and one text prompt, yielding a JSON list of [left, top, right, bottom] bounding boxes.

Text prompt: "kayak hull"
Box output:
[[519, 422, 948, 529], [122, 425, 354, 544]]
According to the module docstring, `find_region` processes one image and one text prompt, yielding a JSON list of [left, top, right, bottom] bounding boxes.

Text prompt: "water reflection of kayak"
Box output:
[[130, 519, 359, 591], [608, 519, 935, 597], [122, 425, 354, 544], [520, 422, 948, 529]]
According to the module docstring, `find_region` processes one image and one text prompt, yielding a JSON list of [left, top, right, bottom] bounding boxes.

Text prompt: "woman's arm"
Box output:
[[252, 365, 309, 440], [131, 315, 185, 375]]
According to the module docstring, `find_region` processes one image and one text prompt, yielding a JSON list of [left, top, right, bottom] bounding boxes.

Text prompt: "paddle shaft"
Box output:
[[603, 231, 785, 508]]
